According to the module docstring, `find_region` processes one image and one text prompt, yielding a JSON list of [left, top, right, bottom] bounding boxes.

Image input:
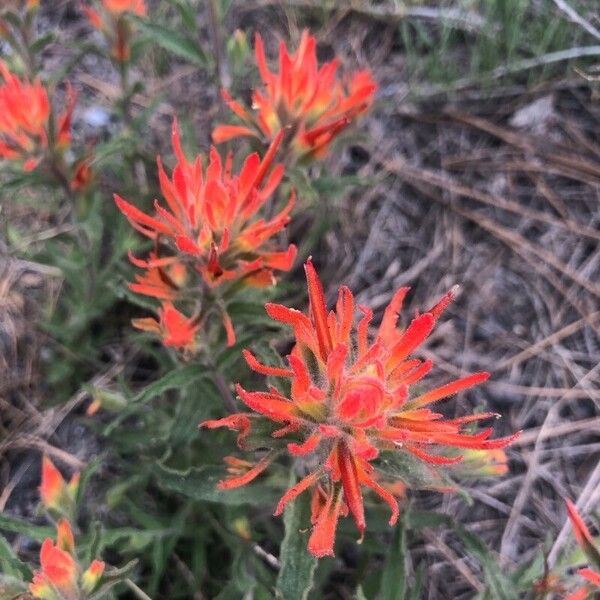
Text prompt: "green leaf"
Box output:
[[376, 451, 451, 490], [380, 514, 407, 600], [456, 527, 518, 600], [154, 463, 280, 506], [134, 19, 208, 66], [164, 0, 197, 31], [0, 536, 31, 579], [0, 513, 53, 541], [29, 32, 55, 53], [133, 363, 208, 404], [276, 476, 317, 600], [0, 575, 27, 600]]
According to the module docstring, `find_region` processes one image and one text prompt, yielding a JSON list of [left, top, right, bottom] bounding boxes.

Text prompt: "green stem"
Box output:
[[119, 57, 132, 128]]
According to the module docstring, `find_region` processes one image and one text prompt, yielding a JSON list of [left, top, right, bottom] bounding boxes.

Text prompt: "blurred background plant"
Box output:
[[1, 1, 599, 598]]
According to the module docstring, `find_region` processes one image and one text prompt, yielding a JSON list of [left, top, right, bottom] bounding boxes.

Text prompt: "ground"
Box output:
[[1, 1, 599, 598]]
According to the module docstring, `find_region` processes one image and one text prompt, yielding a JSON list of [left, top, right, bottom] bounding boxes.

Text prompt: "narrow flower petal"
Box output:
[[274, 470, 321, 516], [408, 372, 490, 409], [304, 259, 333, 360], [217, 454, 272, 489], [243, 349, 293, 377]]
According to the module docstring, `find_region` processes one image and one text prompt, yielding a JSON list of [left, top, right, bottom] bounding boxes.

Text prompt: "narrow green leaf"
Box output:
[[134, 19, 208, 66], [154, 463, 280, 506], [164, 0, 197, 31], [276, 476, 318, 600], [380, 515, 407, 600], [0, 536, 31, 579], [456, 527, 518, 600], [133, 364, 208, 404], [0, 513, 53, 541]]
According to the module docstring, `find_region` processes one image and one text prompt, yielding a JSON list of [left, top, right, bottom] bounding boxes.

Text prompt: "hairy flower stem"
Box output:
[[119, 58, 132, 129]]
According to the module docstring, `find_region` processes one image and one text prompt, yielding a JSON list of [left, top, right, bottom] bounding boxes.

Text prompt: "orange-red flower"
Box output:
[[565, 500, 600, 599], [29, 519, 105, 600], [40, 455, 79, 519], [202, 260, 518, 557], [127, 251, 188, 300], [0, 63, 75, 171], [116, 119, 296, 345], [213, 31, 377, 160], [0, 62, 49, 170], [132, 301, 200, 351]]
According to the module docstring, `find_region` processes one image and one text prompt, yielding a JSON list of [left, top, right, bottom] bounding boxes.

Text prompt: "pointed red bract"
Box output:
[[204, 260, 517, 557], [132, 301, 199, 351]]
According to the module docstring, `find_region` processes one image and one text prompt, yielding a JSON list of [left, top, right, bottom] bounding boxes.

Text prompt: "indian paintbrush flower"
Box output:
[[564, 500, 600, 599], [0, 63, 75, 171], [29, 519, 105, 600], [213, 30, 377, 161], [132, 301, 201, 352], [40, 456, 79, 521], [115, 118, 296, 348], [202, 260, 519, 557]]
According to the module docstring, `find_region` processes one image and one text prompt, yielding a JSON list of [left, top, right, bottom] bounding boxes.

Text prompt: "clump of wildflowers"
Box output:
[[115, 119, 296, 349], [29, 519, 105, 600], [0, 62, 75, 172], [213, 30, 377, 161], [202, 260, 519, 557]]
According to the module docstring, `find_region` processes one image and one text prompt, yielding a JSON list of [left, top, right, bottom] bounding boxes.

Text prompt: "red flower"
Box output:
[[127, 251, 188, 300], [132, 301, 200, 351], [213, 31, 377, 160], [202, 260, 518, 557], [116, 118, 296, 345], [29, 519, 106, 599], [565, 500, 600, 599], [40, 455, 79, 518], [0, 62, 49, 169], [0, 63, 75, 171], [30, 521, 78, 600]]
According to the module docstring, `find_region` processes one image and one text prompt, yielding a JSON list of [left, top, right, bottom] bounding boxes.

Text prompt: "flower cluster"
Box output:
[[0, 62, 75, 171], [565, 500, 600, 600], [115, 120, 296, 349], [213, 31, 377, 160], [82, 0, 146, 63], [28, 457, 107, 600], [202, 260, 519, 557], [29, 519, 105, 600]]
